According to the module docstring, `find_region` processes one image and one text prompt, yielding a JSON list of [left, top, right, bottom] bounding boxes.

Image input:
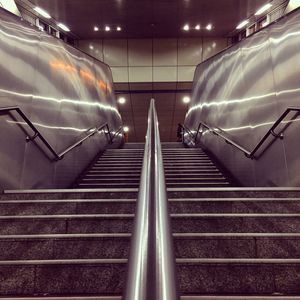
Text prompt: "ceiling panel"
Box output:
[[24, 0, 268, 39]]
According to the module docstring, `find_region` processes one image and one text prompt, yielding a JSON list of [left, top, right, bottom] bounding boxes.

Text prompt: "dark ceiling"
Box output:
[[25, 0, 267, 39]]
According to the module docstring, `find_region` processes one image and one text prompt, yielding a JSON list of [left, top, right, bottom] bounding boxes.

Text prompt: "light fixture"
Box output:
[[57, 23, 70, 32], [183, 96, 191, 104], [34, 7, 51, 19], [123, 126, 129, 132], [255, 3, 272, 16], [183, 24, 189, 31], [89, 45, 94, 50], [236, 19, 249, 30], [94, 26, 99, 31], [116, 26, 122, 31], [118, 97, 126, 104], [195, 24, 201, 30], [206, 24, 212, 31], [105, 25, 111, 32]]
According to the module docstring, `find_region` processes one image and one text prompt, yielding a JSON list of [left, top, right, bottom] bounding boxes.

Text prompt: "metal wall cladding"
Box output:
[[0, 8, 122, 190], [185, 9, 300, 187]]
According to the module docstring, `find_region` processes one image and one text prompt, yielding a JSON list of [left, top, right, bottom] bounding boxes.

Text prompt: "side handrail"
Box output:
[[0, 106, 121, 160], [124, 99, 179, 300], [181, 107, 300, 159]]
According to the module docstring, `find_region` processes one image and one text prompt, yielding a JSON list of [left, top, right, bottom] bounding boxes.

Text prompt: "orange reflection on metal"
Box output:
[[49, 60, 112, 94], [50, 61, 77, 74], [80, 69, 95, 84]]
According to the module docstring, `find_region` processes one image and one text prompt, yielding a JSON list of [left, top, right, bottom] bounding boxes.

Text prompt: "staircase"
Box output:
[[76, 143, 144, 189], [162, 142, 232, 188], [0, 144, 142, 298], [165, 143, 300, 298], [1, 143, 300, 298]]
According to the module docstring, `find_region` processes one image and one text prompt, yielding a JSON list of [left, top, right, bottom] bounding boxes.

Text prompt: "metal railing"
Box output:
[[124, 99, 179, 300], [0, 106, 122, 160], [180, 107, 300, 159]]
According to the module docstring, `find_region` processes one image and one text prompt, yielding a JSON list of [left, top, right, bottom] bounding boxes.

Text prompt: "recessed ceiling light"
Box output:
[[183, 96, 191, 104], [89, 45, 94, 50], [236, 19, 249, 30], [118, 97, 126, 104], [105, 26, 111, 32], [183, 24, 189, 31], [123, 126, 129, 132], [117, 26, 122, 31], [255, 3, 272, 16], [195, 24, 201, 30], [34, 7, 51, 19], [94, 26, 99, 31], [206, 24, 213, 31], [57, 23, 70, 32]]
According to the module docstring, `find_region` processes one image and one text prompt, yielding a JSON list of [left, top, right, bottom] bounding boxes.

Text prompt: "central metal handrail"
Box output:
[[124, 99, 179, 300], [0, 106, 122, 160], [181, 106, 300, 159]]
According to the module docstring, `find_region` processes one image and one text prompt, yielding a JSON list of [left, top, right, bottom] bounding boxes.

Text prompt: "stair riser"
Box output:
[[178, 263, 300, 295], [78, 184, 140, 188], [167, 183, 231, 188], [1, 216, 300, 235], [0, 219, 133, 235], [2, 237, 300, 260], [0, 238, 130, 260], [170, 201, 300, 213], [0, 192, 139, 201], [2, 200, 299, 216], [0, 202, 136, 215], [1, 263, 300, 296], [167, 190, 300, 199], [175, 237, 300, 259], [0, 264, 126, 296], [172, 217, 300, 233]]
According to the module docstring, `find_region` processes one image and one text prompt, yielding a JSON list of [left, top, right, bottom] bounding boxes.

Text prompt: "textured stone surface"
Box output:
[[0, 202, 77, 215], [169, 200, 300, 214], [0, 237, 131, 260], [54, 238, 130, 259], [178, 264, 275, 294], [0, 240, 53, 260], [275, 265, 300, 293], [174, 237, 256, 258], [67, 218, 133, 233], [0, 220, 66, 234], [77, 201, 135, 214], [35, 264, 126, 295], [0, 266, 35, 295], [257, 238, 300, 258], [172, 216, 300, 233], [168, 190, 300, 199]]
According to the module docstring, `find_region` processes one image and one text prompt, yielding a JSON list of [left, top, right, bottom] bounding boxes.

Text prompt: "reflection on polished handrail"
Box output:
[[181, 107, 300, 159], [0, 106, 122, 160], [124, 99, 179, 300]]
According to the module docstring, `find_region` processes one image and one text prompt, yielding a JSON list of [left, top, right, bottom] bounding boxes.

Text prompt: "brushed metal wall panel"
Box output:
[[185, 9, 300, 187], [0, 8, 122, 190]]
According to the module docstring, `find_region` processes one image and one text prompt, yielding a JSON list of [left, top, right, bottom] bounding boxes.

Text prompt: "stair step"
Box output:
[[172, 213, 300, 233], [78, 183, 140, 188], [167, 182, 231, 187], [1, 258, 300, 296], [169, 198, 300, 213], [0, 199, 136, 215], [3, 233, 300, 260], [0, 214, 134, 234], [166, 178, 227, 183], [5, 296, 300, 300], [82, 178, 140, 182]]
